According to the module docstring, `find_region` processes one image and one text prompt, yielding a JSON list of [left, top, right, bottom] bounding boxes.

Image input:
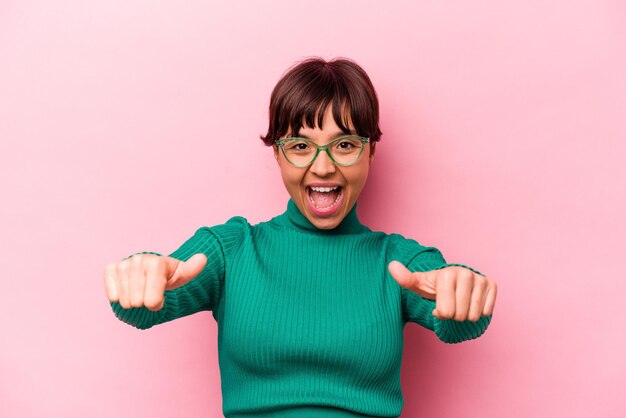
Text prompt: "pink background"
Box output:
[[2, 1, 625, 417]]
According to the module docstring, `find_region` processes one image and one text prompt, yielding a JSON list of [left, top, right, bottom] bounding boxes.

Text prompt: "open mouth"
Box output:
[[306, 185, 343, 211]]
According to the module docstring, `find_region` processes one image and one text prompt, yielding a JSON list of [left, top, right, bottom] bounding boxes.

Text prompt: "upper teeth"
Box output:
[[310, 186, 339, 192]]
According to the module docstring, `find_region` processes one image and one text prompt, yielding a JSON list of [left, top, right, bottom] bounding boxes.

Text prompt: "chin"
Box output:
[[311, 218, 341, 230], [305, 203, 346, 229]]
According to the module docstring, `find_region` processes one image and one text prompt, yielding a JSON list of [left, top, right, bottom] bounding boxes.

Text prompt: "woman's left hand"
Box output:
[[388, 260, 497, 322]]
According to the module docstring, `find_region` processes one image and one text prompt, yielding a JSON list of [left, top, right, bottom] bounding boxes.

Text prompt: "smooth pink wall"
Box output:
[[2, 1, 625, 417]]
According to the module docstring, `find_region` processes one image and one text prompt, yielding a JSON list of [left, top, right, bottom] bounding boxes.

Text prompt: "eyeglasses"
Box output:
[[275, 135, 370, 167]]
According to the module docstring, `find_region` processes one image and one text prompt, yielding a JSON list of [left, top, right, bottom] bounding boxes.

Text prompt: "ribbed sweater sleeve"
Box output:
[[109, 218, 247, 330], [392, 236, 492, 344]]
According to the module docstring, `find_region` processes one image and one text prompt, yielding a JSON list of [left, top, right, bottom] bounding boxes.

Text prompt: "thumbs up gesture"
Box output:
[[104, 253, 208, 311], [388, 260, 497, 322]]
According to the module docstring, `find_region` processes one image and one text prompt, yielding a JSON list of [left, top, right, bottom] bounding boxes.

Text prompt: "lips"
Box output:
[[306, 183, 344, 188], [305, 185, 344, 217], [305, 185, 343, 201]]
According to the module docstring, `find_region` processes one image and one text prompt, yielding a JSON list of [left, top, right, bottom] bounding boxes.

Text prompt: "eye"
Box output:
[[284, 140, 310, 152], [333, 138, 361, 151]]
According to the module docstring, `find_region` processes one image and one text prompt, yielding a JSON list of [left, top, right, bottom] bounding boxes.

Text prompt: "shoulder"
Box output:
[[193, 215, 251, 258], [385, 232, 446, 267], [192, 215, 250, 237]]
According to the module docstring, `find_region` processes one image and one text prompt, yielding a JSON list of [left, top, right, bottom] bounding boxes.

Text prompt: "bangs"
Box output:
[[260, 57, 382, 146], [282, 76, 354, 137]]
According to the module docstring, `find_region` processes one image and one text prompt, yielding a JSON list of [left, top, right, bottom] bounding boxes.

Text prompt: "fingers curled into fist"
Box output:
[[388, 261, 497, 322]]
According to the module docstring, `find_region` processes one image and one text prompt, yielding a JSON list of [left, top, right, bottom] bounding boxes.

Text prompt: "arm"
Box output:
[[402, 247, 493, 344], [109, 227, 226, 330]]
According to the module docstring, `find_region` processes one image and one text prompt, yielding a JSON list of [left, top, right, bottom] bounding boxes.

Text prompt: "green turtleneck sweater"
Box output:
[[110, 198, 492, 417]]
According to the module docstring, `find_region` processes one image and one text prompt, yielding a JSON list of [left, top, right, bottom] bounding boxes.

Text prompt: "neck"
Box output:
[[273, 198, 368, 235]]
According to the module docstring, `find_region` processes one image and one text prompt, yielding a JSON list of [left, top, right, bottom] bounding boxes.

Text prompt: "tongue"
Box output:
[[310, 188, 340, 209]]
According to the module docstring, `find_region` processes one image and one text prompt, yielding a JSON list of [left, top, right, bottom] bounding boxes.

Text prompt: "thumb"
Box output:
[[165, 253, 208, 290], [388, 260, 436, 300], [388, 260, 416, 289]]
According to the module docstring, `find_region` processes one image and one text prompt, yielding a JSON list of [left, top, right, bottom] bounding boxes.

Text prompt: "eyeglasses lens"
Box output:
[[283, 138, 364, 167]]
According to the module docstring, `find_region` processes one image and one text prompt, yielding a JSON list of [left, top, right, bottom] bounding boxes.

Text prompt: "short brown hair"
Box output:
[[260, 56, 383, 147]]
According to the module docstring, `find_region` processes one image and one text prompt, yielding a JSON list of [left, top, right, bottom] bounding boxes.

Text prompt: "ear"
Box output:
[[368, 141, 376, 164], [273, 144, 280, 164]]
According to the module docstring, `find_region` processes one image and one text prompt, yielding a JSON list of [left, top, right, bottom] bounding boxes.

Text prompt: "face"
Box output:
[[273, 104, 376, 230]]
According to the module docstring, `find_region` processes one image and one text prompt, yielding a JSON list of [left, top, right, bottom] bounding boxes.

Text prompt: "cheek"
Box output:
[[346, 166, 370, 188], [280, 165, 304, 187]]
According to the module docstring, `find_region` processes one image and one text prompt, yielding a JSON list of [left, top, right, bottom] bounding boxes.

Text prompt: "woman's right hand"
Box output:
[[104, 253, 208, 311]]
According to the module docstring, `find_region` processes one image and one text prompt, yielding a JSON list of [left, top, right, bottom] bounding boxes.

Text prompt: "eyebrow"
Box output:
[[297, 130, 355, 139]]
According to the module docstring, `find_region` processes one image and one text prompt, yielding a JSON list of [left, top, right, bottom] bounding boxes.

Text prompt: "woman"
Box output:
[[104, 56, 497, 418]]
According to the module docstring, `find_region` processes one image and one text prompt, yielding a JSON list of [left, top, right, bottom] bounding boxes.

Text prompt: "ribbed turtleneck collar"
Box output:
[[271, 198, 368, 235]]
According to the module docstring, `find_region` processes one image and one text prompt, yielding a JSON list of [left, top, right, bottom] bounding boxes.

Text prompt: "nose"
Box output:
[[309, 149, 336, 177]]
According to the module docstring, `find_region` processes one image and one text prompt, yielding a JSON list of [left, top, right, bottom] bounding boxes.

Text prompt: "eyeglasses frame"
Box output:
[[275, 135, 370, 168]]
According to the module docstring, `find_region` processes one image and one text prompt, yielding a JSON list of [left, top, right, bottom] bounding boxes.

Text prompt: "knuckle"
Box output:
[[129, 292, 143, 307], [117, 260, 130, 272], [441, 268, 455, 281], [459, 268, 473, 283], [144, 296, 163, 311], [104, 288, 116, 302], [444, 271, 458, 285], [146, 256, 160, 268], [438, 308, 454, 319], [475, 277, 488, 291], [467, 313, 480, 322]]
